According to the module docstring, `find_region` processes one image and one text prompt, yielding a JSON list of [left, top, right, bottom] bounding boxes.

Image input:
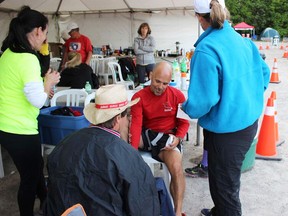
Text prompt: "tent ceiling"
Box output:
[[0, 0, 194, 14]]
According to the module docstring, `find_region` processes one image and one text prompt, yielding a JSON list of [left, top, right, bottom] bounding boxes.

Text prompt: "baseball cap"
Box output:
[[194, 0, 225, 13], [67, 22, 79, 33]]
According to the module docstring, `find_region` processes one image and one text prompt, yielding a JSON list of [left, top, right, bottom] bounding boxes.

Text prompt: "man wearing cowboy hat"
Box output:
[[130, 62, 190, 216], [44, 84, 160, 215]]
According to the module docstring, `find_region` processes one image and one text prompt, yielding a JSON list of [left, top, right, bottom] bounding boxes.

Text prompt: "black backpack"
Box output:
[[118, 57, 136, 81]]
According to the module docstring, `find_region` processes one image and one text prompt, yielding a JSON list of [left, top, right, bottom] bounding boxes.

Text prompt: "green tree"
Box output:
[[226, 0, 288, 38], [271, 0, 288, 37]]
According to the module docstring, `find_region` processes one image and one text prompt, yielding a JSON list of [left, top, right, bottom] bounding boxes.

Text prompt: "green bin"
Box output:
[[241, 138, 257, 172]]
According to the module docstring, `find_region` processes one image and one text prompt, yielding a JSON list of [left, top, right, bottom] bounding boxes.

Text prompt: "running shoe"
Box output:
[[185, 163, 208, 178]]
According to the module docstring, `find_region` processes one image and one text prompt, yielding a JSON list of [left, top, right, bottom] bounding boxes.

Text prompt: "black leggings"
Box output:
[[204, 120, 258, 216], [0, 130, 47, 216]]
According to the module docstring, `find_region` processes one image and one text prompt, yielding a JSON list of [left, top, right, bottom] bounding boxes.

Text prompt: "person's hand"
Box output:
[[161, 134, 179, 151], [45, 69, 60, 86], [44, 69, 60, 95]]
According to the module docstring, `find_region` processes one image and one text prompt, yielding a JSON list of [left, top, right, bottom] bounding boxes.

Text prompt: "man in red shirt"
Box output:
[[61, 22, 92, 70], [130, 62, 189, 216]]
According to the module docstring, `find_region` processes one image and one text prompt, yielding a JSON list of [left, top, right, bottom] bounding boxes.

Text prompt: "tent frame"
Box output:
[[234, 22, 255, 38]]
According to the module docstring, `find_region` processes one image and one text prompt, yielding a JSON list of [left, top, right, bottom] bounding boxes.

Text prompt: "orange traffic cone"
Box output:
[[256, 98, 276, 156], [259, 43, 263, 50], [266, 43, 270, 50], [270, 91, 279, 142], [283, 46, 288, 58], [270, 58, 281, 83], [279, 43, 284, 50]]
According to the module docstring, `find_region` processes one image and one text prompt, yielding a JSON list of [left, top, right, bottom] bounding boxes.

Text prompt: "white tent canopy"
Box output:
[[0, 0, 199, 53], [0, 0, 194, 14]]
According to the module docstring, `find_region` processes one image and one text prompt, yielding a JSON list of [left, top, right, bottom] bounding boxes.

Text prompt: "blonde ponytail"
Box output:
[[210, 0, 226, 29]]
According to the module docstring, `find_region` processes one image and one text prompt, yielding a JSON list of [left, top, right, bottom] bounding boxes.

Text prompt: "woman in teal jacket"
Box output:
[[182, 0, 270, 215]]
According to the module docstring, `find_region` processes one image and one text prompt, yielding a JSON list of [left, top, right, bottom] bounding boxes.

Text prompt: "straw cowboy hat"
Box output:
[[84, 84, 140, 125]]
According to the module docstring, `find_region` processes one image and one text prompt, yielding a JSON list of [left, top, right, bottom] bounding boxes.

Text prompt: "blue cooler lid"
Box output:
[[169, 82, 177, 87]]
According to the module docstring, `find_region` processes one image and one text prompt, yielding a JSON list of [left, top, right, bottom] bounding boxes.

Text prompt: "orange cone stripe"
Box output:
[[269, 92, 279, 142]]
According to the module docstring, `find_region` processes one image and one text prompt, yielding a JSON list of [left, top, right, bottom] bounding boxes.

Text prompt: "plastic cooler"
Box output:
[[241, 138, 257, 172], [38, 106, 90, 145]]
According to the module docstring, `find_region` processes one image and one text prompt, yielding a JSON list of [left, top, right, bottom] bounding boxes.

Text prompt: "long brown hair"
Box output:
[[137, 23, 152, 35]]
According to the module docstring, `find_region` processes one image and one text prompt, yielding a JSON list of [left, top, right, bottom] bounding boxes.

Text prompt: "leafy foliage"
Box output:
[[226, 0, 288, 37]]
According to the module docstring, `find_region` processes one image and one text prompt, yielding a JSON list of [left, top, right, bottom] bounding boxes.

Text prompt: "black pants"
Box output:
[[204, 120, 258, 216], [136, 64, 155, 83], [0, 130, 47, 216]]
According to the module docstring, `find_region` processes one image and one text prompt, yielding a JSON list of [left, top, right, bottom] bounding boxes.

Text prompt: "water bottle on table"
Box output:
[[85, 81, 92, 94]]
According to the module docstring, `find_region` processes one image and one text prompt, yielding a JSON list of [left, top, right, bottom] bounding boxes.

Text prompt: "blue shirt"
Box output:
[[182, 21, 270, 133]]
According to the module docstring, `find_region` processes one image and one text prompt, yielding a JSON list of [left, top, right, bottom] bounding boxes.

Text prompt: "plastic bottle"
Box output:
[[171, 60, 176, 81], [180, 57, 187, 73], [172, 59, 181, 89], [171, 59, 179, 83], [181, 73, 187, 91], [85, 81, 92, 94], [180, 58, 187, 90]]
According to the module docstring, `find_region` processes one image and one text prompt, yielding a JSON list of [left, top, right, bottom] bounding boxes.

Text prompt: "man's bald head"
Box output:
[[149, 61, 172, 96], [152, 62, 172, 79]]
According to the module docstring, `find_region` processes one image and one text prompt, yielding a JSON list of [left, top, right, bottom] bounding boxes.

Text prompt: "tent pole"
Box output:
[[130, 13, 134, 47], [55, 0, 63, 15], [123, 0, 133, 12]]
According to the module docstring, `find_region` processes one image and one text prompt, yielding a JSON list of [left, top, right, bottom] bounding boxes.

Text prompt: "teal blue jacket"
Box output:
[[182, 21, 270, 133]]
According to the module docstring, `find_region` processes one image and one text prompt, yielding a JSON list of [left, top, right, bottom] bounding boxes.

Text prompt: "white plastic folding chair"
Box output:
[[108, 62, 135, 90], [42, 89, 88, 156], [89, 58, 97, 75], [140, 152, 172, 202], [89, 54, 104, 75], [50, 89, 88, 107], [0, 145, 4, 178], [84, 91, 96, 106], [98, 57, 117, 85]]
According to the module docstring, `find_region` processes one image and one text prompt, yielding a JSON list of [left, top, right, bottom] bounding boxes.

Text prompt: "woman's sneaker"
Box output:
[[185, 164, 208, 178]]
